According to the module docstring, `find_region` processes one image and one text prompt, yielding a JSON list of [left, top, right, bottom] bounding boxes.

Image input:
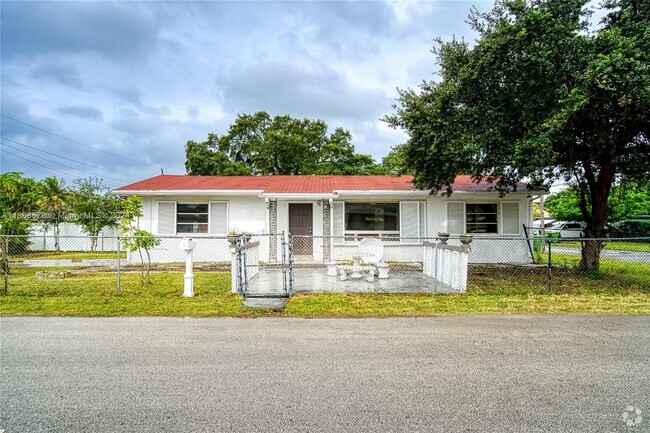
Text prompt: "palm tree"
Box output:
[[38, 177, 73, 253]]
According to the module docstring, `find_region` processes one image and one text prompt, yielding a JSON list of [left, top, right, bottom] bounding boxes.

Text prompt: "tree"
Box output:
[[380, 144, 410, 175], [118, 196, 160, 286], [546, 182, 650, 223], [0, 172, 41, 255], [544, 189, 584, 222], [185, 111, 384, 175], [385, 0, 650, 270], [71, 177, 120, 252], [38, 177, 73, 252]]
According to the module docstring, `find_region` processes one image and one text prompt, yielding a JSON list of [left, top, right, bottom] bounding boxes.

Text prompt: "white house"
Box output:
[[114, 174, 542, 264]]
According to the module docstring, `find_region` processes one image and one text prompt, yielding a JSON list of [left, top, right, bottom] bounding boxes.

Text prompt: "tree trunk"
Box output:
[[580, 238, 603, 271], [54, 224, 60, 253], [145, 248, 152, 284], [579, 164, 615, 271], [137, 247, 145, 285], [90, 236, 98, 253]]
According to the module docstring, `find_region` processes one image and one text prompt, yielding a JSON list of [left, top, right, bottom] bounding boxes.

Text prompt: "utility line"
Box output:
[[0, 136, 139, 180], [1, 147, 116, 188], [0, 114, 161, 168], [1, 142, 131, 183]]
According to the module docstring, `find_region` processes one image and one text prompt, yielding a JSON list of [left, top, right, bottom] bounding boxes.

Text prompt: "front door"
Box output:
[[289, 203, 313, 256]]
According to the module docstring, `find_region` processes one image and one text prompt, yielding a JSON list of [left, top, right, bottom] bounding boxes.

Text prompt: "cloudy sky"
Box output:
[[1, 0, 492, 189]]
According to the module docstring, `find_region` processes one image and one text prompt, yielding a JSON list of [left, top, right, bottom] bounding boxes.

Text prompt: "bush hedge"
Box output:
[[610, 220, 650, 237]]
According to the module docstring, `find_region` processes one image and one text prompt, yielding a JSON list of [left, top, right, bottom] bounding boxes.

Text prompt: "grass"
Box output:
[[0, 267, 247, 317], [9, 251, 126, 261], [550, 253, 650, 290], [1, 261, 648, 316], [285, 292, 649, 316]]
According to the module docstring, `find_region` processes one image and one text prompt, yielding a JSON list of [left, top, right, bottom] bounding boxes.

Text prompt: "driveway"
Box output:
[[1, 316, 648, 432]]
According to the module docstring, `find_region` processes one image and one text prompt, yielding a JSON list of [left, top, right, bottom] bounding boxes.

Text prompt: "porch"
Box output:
[[235, 237, 471, 297], [246, 266, 457, 295]]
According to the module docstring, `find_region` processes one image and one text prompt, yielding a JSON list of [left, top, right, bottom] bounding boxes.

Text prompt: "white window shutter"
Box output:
[[419, 200, 426, 239], [157, 201, 176, 235], [447, 202, 464, 234], [209, 201, 228, 235], [400, 201, 420, 244], [332, 202, 344, 242], [501, 202, 520, 234]]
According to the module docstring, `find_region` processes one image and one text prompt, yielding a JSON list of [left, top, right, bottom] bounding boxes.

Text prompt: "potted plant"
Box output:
[[227, 230, 239, 247], [459, 233, 474, 245], [437, 231, 450, 245]]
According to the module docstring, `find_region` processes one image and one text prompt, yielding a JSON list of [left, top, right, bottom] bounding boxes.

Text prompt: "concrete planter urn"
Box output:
[[437, 232, 450, 245], [460, 234, 474, 245], [377, 262, 390, 279], [227, 234, 238, 247]]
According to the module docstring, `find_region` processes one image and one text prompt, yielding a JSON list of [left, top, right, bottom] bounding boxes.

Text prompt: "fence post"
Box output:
[[2, 236, 8, 295], [116, 236, 121, 294], [547, 239, 552, 291]]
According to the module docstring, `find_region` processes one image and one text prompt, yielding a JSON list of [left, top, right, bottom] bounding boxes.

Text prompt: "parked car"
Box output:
[[546, 221, 586, 238], [532, 218, 556, 229]]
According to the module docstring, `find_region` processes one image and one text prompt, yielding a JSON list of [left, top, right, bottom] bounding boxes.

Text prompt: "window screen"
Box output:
[[345, 203, 399, 231], [177, 203, 209, 234], [466, 203, 498, 234]]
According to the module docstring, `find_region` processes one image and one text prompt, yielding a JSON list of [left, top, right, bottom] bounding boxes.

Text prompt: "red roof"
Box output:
[[114, 174, 506, 194]]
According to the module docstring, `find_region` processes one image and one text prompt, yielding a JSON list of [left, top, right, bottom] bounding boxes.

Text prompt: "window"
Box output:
[[466, 203, 498, 233], [345, 203, 399, 232], [176, 203, 208, 233]]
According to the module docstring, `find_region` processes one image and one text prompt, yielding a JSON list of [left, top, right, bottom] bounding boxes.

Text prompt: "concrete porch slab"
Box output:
[[245, 267, 460, 294]]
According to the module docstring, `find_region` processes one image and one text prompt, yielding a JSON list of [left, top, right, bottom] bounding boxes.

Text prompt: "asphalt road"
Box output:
[[553, 246, 650, 263], [1, 316, 648, 432]]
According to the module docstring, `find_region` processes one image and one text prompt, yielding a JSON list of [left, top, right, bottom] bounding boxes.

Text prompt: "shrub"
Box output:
[[611, 220, 650, 238]]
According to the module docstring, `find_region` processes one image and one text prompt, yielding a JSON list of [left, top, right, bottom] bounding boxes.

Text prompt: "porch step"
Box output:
[[243, 296, 288, 310]]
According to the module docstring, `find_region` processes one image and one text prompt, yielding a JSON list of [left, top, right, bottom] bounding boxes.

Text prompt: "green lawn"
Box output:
[[549, 252, 650, 290], [0, 267, 245, 317], [1, 263, 648, 316], [9, 251, 126, 261]]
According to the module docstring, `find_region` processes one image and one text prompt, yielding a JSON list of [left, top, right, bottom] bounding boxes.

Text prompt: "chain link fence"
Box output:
[[1, 234, 648, 296], [1, 234, 233, 296]]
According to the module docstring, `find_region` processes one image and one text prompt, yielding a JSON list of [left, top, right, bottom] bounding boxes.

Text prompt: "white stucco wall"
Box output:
[[130, 192, 535, 264], [141, 195, 267, 235], [28, 223, 118, 252]]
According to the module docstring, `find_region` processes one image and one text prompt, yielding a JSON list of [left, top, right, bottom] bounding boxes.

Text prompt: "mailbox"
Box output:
[[180, 238, 196, 297], [180, 238, 196, 252]]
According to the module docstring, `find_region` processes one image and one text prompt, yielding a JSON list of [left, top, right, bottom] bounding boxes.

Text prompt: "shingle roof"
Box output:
[[114, 174, 513, 194]]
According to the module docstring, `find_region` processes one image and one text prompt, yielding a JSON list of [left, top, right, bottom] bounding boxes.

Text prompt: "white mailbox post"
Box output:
[[180, 238, 197, 297]]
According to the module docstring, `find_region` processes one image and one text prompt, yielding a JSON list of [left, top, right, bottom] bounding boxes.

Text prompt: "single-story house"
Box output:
[[113, 174, 542, 264]]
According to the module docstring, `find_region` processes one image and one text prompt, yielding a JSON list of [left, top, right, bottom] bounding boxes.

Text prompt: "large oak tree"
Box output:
[[385, 0, 650, 270], [186, 111, 384, 176]]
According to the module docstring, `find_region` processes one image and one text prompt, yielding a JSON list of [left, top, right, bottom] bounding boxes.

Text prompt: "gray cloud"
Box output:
[[0, 97, 62, 139], [1, 1, 162, 61], [216, 62, 391, 122], [30, 61, 85, 88], [1, 0, 490, 185], [57, 105, 103, 121]]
